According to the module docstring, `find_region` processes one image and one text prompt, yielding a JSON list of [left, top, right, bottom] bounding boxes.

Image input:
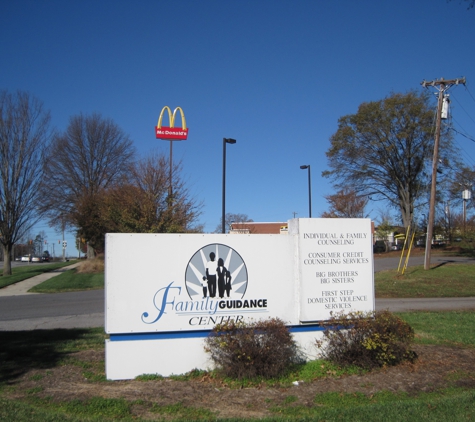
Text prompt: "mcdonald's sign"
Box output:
[[155, 106, 188, 140]]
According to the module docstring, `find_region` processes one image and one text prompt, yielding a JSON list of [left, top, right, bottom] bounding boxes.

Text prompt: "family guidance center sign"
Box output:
[[105, 218, 374, 380]]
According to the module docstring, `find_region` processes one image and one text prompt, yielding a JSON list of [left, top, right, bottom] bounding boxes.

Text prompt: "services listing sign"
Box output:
[[291, 218, 374, 322]]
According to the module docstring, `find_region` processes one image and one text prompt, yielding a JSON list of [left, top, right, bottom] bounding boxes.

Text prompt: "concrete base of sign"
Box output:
[[106, 336, 213, 380], [105, 330, 324, 380]]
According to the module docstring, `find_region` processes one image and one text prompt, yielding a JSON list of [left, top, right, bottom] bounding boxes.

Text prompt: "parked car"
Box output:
[[373, 240, 386, 253], [31, 256, 42, 262], [21, 255, 31, 262], [42, 255, 50, 262]]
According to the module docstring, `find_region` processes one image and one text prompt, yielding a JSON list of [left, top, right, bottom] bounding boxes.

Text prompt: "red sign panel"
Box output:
[[155, 126, 189, 140]]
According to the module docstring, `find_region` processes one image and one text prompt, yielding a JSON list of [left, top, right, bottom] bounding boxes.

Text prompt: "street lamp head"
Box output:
[[222, 138, 236, 233], [300, 164, 312, 218]]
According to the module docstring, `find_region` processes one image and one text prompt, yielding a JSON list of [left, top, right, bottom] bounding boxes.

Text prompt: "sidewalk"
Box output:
[[376, 297, 475, 312], [0, 263, 81, 297]]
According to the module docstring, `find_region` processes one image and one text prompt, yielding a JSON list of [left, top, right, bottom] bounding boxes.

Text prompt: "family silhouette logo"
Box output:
[[185, 244, 248, 300]]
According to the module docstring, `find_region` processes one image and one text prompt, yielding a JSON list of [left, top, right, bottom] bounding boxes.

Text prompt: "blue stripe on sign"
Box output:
[[110, 330, 210, 341], [289, 325, 326, 333], [109, 324, 326, 342]]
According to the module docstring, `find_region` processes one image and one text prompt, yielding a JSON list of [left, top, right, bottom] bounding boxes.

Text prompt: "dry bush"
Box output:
[[316, 310, 417, 370], [205, 317, 304, 379], [76, 255, 104, 274]]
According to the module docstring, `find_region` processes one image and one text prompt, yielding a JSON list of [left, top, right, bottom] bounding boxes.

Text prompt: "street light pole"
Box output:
[[222, 138, 236, 234], [300, 165, 312, 218]]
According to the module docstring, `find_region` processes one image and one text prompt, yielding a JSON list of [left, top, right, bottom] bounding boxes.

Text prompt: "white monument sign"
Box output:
[[105, 218, 374, 380], [290, 218, 374, 322]]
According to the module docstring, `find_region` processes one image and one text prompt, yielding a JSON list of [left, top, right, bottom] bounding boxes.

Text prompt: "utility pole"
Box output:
[[421, 77, 466, 270]]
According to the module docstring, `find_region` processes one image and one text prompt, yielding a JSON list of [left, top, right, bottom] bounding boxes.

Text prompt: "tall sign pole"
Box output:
[[421, 77, 465, 270], [155, 107, 189, 200]]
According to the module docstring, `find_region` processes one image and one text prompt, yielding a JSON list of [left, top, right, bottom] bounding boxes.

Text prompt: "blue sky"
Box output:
[[2, 0, 475, 256]]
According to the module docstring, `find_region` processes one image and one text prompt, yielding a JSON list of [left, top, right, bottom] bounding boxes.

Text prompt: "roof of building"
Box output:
[[229, 222, 288, 234]]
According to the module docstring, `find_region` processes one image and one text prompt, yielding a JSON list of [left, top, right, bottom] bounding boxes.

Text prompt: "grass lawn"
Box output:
[[29, 269, 104, 293], [398, 310, 475, 347], [375, 263, 475, 298], [0, 261, 78, 289]]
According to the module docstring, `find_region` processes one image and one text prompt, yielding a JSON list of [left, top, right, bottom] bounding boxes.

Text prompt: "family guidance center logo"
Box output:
[[185, 244, 248, 300], [141, 243, 270, 328]]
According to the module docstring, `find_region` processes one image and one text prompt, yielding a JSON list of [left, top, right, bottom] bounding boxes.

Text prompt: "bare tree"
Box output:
[[321, 188, 369, 218], [0, 91, 51, 275], [130, 152, 202, 233], [40, 113, 135, 256], [33, 231, 44, 257], [214, 213, 253, 233]]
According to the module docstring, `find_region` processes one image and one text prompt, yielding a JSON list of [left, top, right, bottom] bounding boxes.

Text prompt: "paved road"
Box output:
[[0, 263, 104, 330], [373, 254, 475, 271], [0, 256, 474, 331], [0, 290, 104, 330]]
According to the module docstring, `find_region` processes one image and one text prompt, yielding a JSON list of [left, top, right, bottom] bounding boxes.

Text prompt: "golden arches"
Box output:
[[157, 106, 187, 130]]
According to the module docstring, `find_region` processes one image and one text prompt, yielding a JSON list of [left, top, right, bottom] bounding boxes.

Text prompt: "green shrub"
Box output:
[[316, 310, 417, 369], [204, 317, 303, 379]]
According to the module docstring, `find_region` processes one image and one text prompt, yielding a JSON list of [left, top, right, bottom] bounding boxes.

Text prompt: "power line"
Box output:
[[451, 136, 475, 168], [444, 91, 475, 166], [464, 84, 475, 105], [451, 90, 475, 126], [449, 126, 475, 144]]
